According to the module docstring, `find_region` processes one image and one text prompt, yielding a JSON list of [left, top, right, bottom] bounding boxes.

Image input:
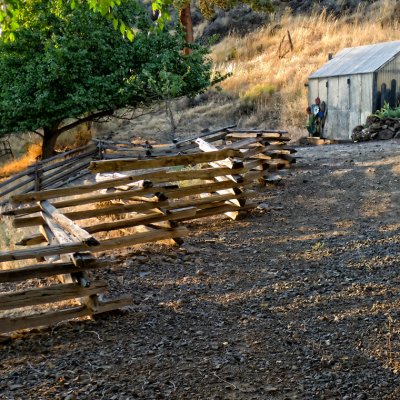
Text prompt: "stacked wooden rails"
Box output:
[[0, 143, 97, 204], [0, 129, 296, 335], [95, 126, 295, 163], [0, 148, 254, 334]]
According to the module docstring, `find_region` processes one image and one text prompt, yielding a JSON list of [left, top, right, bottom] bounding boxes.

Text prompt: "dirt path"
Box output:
[[2, 140, 400, 399]]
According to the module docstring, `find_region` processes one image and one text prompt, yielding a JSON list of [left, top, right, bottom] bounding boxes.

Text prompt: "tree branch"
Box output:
[[31, 130, 44, 139], [56, 109, 114, 135]]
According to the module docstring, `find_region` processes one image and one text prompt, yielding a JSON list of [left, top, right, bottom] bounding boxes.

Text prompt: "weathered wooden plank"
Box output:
[[167, 193, 247, 211], [9, 156, 262, 206], [13, 172, 263, 228], [81, 207, 195, 233], [5, 163, 264, 216], [177, 202, 257, 221], [0, 260, 108, 283], [0, 148, 96, 201], [0, 145, 95, 192], [0, 281, 108, 311], [173, 124, 236, 146], [195, 138, 243, 182], [0, 305, 91, 334], [40, 201, 100, 246], [93, 294, 132, 314], [0, 295, 131, 334], [226, 132, 290, 141], [0, 226, 188, 262], [195, 138, 244, 219], [17, 208, 197, 246], [222, 137, 264, 150], [13, 200, 168, 228], [0, 174, 35, 199], [42, 143, 97, 164], [226, 129, 288, 134], [89, 149, 241, 173], [10, 171, 163, 204], [41, 158, 92, 189], [50, 170, 92, 188]]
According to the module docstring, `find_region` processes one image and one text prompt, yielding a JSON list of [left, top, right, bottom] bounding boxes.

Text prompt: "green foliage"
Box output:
[[0, 0, 176, 38], [374, 101, 400, 119], [0, 0, 220, 140], [0, 0, 274, 39]]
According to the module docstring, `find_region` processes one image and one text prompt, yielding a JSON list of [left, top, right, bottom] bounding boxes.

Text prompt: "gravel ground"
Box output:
[[2, 140, 400, 399]]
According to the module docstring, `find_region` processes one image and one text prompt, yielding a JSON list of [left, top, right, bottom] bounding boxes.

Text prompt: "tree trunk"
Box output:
[[42, 126, 60, 160], [180, 4, 194, 55]]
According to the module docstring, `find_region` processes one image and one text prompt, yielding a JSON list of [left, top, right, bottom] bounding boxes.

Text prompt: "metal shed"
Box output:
[[308, 41, 400, 140]]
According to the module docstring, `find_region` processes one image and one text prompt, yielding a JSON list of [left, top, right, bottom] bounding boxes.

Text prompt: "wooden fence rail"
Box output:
[[0, 128, 296, 336]]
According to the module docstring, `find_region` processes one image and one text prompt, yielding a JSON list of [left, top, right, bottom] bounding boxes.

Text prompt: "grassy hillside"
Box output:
[[1, 0, 400, 174], [211, 0, 400, 132], [110, 0, 400, 143]]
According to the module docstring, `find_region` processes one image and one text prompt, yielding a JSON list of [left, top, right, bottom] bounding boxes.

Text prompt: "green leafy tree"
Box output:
[[0, 0, 274, 39], [0, 0, 221, 158]]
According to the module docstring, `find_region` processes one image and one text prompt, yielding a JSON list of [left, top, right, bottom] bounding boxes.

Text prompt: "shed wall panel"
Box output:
[[325, 109, 338, 139], [376, 54, 400, 109], [328, 77, 340, 109], [338, 110, 349, 139], [308, 79, 319, 105], [318, 79, 328, 103], [349, 74, 362, 132], [361, 74, 373, 111]]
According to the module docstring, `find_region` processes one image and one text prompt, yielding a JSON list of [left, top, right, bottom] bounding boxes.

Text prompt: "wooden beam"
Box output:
[[0, 295, 131, 334], [16, 208, 197, 247], [0, 226, 189, 262], [89, 148, 241, 173], [226, 128, 288, 134], [12, 176, 260, 228], [4, 164, 263, 216], [0, 147, 97, 200], [226, 132, 290, 141], [40, 201, 100, 246], [10, 171, 159, 204], [80, 207, 196, 234], [0, 281, 108, 311], [195, 138, 245, 219], [41, 158, 92, 189], [9, 157, 264, 206], [13, 200, 168, 228], [0, 260, 109, 283], [13, 174, 263, 228], [93, 295, 132, 314], [0, 305, 91, 334], [173, 124, 236, 146], [177, 203, 257, 221]]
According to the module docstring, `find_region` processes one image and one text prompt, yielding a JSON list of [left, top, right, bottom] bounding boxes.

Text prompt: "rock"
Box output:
[[210, 342, 219, 350], [257, 202, 270, 210], [377, 129, 394, 140], [8, 384, 24, 390]]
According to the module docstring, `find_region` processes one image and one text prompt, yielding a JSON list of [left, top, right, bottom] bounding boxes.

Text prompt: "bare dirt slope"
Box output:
[[2, 140, 400, 399]]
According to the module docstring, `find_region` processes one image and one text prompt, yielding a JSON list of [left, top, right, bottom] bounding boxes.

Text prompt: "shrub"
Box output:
[[374, 102, 400, 119]]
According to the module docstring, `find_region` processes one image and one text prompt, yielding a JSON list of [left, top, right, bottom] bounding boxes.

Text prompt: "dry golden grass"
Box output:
[[212, 0, 400, 129], [0, 143, 42, 179]]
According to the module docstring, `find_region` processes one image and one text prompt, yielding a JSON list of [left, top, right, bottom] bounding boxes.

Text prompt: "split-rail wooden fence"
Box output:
[[0, 127, 296, 335]]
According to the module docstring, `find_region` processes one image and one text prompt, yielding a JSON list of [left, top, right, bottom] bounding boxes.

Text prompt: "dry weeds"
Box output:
[[212, 0, 400, 129]]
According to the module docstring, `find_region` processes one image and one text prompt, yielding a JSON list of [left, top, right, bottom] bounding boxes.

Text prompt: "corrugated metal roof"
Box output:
[[309, 41, 400, 79]]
